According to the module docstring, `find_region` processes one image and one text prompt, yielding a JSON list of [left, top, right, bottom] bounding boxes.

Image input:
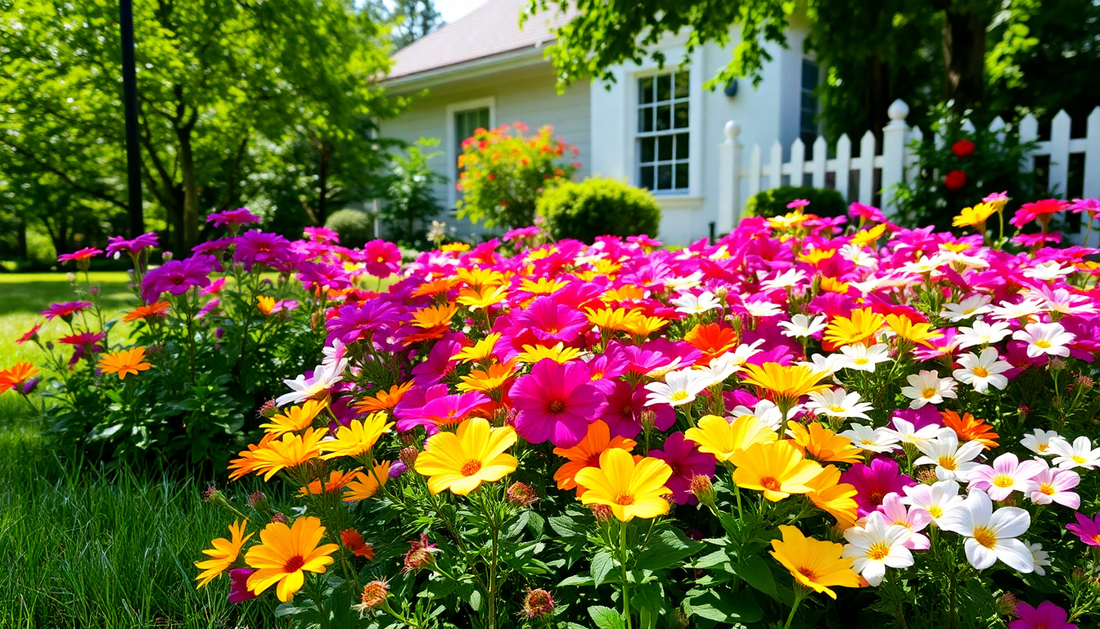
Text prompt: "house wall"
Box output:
[[379, 63, 591, 239]]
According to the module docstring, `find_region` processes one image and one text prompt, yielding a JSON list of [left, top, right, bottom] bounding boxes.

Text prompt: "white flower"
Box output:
[[955, 319, 1012, 349], [901, 255, 948, 276], [727, 339, 766, 367], [900, 370, 957, 409], [1020, 429, 1067, 457], [799, 352, 844, 375], [901, 480, 966, 527], [1023, 260, 1073, 281], [939, 295, 992, 322], [322, 339, 348, 367], [730, 399, 788, 432], [834, 343, 891, 373], [840, 424, 900, 453], [1049, 436, 1100, 470], [644, 369, 711, 407], [939, 490, 1034, 573], [914, 428, 985, 481], [952, 348, 1011, 392], [694, 353, 741, 387], [965, 453, 1045, 501], [663, 272, 704, 291], [881, 418, 941, 449], [1012, 322, 1075, 358], [742, 299, 783, 318], [806, 388, 873, 420], [277, 358, 348, 407], [760, 269, 807, 291], [990, 298, 1047, 322], [779, 314, 827, 339], [1027, 542, 1050, 576], [840, 243, 877, 267], [1027, 464, 1081, 509], [841, 512, 914, 586], [671, 291, 722, 315], [645, 357, 683, 379]]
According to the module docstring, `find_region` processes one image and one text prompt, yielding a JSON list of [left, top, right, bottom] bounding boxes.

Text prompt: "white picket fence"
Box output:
[[718, 99, 1100, 244]]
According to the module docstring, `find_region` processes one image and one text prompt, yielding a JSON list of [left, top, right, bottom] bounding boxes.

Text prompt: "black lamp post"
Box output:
[[119, 0, 144, 236]]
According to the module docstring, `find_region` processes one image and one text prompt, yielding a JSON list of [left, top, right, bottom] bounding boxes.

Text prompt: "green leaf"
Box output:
[[692, 548, 732, 570], [683, 589, 764, 623], [558, 574, 595, 587], [591, 549, 615, 587], [634, 527, 705, 572], [588, 606, 626, 629], [734, 555, 779, 601]]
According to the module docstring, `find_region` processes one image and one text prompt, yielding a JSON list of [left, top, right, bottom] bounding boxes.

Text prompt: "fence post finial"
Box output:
[[887, 99, 909, 126], [718, 120, 744, 234], [725, 120, 741, 140]]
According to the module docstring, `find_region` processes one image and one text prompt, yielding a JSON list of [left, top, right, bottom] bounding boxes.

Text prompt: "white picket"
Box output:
[[907, 126, 924, 187], [747, 144, 762, 199], [1048, 110, 1072, 197], [989, 116, 1006, 143], [790, 139, 805, 186], [835, 134, 852, 200], [1086, 108, 1100, 199], [811, 136, 827, 188], [768, 141, 784, 190], [858, 131, 876, 205], [1019, 114, 1039, 173]]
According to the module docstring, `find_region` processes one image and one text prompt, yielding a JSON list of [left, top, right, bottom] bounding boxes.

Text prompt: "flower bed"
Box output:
[[6, 198, 1100, 628]]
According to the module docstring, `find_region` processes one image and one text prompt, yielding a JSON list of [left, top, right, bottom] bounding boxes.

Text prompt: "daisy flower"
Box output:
[[841, 511, 913, 586], [1049, 436, 1100, 470], [966, 453, 1045, 501], [671, 291, 722, 315], [741, 299, 783, 318], [952, 348, 1011, 392], [881, 417, 940, 449], [1020, 429, 1067, 457], [1012, 322, 1075, 358], [900, 370, 957, 409], [1026, 543, 1051, 577], [901, 480, 966, 527], [834, 343, 891, 372], [913, 428, 984, 481], [806, 388, 873, 421], [728, 399, 788, 432], [876, 492, 931, 550], [277, 359, 348, 407], [779, 314, 828, 339], [1027, 464, 1080, 509], [760, 269, 807, 291], [955, 319, 1012, 349], [938, 295, 992, 322], [939, 489, 1034, 573], [989, 298, 1046, 322], [644, 368, 711, 408], [245, 516, 339, 602], [839, 424, 899, 453]]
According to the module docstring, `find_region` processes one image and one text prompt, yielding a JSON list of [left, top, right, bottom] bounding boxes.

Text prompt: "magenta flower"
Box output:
[[192, 237, 235, 255], [515, 298, 589, 346], [227, 568, 257, 603], [1009, 601, 1077, 629], [41, 301, 91, 321], [325, 300, 400, 346], [502, 226, 540, 242], [1010, 199, 1069, 230], [396, 392, 490, 432], [234, 231, 294, 272], [840, 456, 915, 517], [304, 226, 340, 243], [141, 255, 217, 302], [297, 261, 352, 293], [206, 207, 260, 228], [57, 247, 103, 264], [649, 432, 715, 505], [361, 239, 402, 278], [600, 380, 674, 439], [511, 359, 604, 448], [1066, 512, 1100, 546], [106, 233, 158, 257], [849, 202, 886, 223]]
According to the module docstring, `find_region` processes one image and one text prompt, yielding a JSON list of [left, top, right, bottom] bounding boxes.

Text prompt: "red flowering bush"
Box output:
[[455, 123, 579, 229]]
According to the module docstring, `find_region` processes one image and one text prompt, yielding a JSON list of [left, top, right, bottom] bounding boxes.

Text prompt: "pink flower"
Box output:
[[1069, 198, 1100, 218], [1009, 601, 1077, 629], [227, 568, 257, 603], [361, 240, 402, 278], [304, 226, 340, 243], [57, 247, 103, 264], [206, 207, 260, 228], [106, 233, 158, 257], [841, 456, 915, 517], [600, 380, 674, 439], [849, 202, 887, 224], [966, 453, 1045, 501], [650, 432, 716, 505], [511, 359, 604, 448], [1066, 512, 1100, 547], [1010, 199, 1069, 230], [875, 492, 931, 550], [42, 301, 91, 321], [234, 231, 295, 272], [786, 199, 810, 209], [395, 391, 490, 432], [1028, 465, 1080, 509]]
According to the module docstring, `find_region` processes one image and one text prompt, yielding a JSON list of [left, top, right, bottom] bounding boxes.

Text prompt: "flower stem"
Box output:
[[619, 521, 633, 629], [782, 585, 807, 629]]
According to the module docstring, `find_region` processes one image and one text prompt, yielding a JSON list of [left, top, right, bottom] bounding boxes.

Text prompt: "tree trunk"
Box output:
[[316, 144, 331, 226], [15, 217, 27, 259], [943, 9, 986, 113], [178, 125, 200, 250], [863, 55, 891, 142]]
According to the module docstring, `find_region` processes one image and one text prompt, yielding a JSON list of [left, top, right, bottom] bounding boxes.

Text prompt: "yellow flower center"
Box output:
[[855, 358, 869, 365], [921, 387, 938, 399], [992, 474, 1014, 488], [797, 566, 818, 581], [972, 525, 998, 549], [971, 366, 989, 378], [1035, 339, 1051, 349], [1037, 444, 1049, 452], [760, 477, 781, 491], [670, 391, 690, 402], [928, 505, 943, 519], [937, 456, 957, 471], [283, 554, 305, 574], [867, 542, 891, 561], [1073, 455, 1086, 464], [614, 494, 635, 506], [829, 405, 846, 413], [1040, 483, 1056, 496], [460, 460, 483, 477]]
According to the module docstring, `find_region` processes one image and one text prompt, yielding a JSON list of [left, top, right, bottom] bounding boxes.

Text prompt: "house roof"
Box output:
[[388, 0, 571, 80]]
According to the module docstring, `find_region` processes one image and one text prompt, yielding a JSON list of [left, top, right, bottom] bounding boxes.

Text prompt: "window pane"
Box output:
[[639, 106, 653, 133], [475, 108, 490, 130], [657, 164, 672, 190], [656, 74, 671, 102], [674, 71, 689, 98], [801, 59, 819, 90], [656, 105, 671, 131], [674, 102, 689, 129], [640, 165, 654, 190], [657, 135, 673, 161], [674, 163, 689, 189], [640, 137, 655, 163], [675, 133, 689, 159], [639, 77, 654, 105]]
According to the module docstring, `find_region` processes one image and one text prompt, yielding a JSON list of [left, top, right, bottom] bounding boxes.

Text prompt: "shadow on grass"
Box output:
[[0, 273, 133, 317]]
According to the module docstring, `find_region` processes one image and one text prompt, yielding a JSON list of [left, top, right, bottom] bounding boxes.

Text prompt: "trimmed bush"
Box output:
[[536, 178, 661, 243], [743, 185, 847, 219], [324, 209, 374, 248]]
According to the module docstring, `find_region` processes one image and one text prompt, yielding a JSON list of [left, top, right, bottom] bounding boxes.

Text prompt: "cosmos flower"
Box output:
[[939, 490, 1033, 573], [511, 359, 604, 448], [649, 432, 716, 505]]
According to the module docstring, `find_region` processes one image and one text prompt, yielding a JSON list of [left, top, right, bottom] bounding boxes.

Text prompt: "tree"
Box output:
[[379, 139, 446, 245], [385, 0, 442, 49], [0, 0, 397, 254]]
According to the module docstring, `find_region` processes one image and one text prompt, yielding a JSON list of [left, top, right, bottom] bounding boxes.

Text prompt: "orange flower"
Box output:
[[97, 347, 152, 380], [341, 529, 375, 560], [411, 303, 458, 329], [684, 323, 739, 364], [354, 381, 414, 413], [412, 277, 461, 298], [298, 469, 361, 496], [0, 362, 39, 394], [457, 360, 517, 394], [228, 433, 278, 480], [553, 420, 637, 494], [123, 301, 170, 322], [940, 410, 999, 449]]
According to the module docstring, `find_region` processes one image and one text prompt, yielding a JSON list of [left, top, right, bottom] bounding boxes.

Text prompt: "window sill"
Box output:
[[652, 195, 704, 210]]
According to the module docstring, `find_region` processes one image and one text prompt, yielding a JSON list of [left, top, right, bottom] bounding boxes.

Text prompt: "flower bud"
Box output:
[[996, 592, 1019, 618], [590, 504, 613, 523], [247, 490, 268, 512], [639, 409, 657, 433], [1049, 357, 1066, 372], [257, 399, 279, 419], [399, 430, 415, 445], [689, 475, 716, 507], [523, 588, 554, 618], [89, 285, 100, 296], [20, 377, 40, 395], [399, 446, 419, 468], [66, 272, 76, 283], [162, 251, 173, 262], [506, 481, 539, 506], [916, 469, 939, 485], [271, 512, 289, 524], [354, 580, 389, 614], [1075, 374, 1094, 391]]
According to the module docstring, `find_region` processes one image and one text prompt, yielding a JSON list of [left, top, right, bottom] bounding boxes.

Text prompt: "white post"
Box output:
[[1084, 107, 1100, 199], [881, 99, 910, 214], [1020, 114, 1039, 173], [718, 120, 743, 233], [858, 131, 876, 205], [768, 141, 784, 190], [811, 136, 827, 188], [835, 134, 852, 201], [1049, 110, 1072, 197], [790, 138, 806, 187]]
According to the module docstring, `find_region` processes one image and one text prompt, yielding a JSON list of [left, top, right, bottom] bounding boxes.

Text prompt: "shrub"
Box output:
[[379, 139, 447, 247], [743, 185, 847, 219], [324, 209, 374, 249], [536, 178, 661, 242], [456, 123, 579, 229]]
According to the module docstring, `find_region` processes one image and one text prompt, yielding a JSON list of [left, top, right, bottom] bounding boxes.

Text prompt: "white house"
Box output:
[[380, 0, 815, 245]]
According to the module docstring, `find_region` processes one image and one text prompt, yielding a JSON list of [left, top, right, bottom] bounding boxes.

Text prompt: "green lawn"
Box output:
[[0, 273, 281, 628]]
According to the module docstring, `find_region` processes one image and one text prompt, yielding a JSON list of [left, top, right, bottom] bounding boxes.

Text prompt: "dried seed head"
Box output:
[[997, 592, 1020, 618], [689, 475, 715, 506], [258, 399, 279, 419], [271, 512, 289, 524], [506, 481, 539, 506], [247, 490, 268, 511], [522, 588, 554, 618], [399, 446, 419, 468], [353, 580, 389, 616]]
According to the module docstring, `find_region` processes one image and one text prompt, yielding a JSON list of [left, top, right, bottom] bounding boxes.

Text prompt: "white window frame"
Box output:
[[446, 96, 496, 207]]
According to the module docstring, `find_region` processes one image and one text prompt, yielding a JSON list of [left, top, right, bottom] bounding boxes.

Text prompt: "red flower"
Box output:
[[944, 170, 967, 191], [951, 140, 975, 157]]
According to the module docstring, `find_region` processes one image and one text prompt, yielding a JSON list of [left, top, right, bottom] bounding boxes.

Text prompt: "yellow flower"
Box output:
[[411, 303, 458, 329], [457, 284, 509, 310], [343, 461, 393, 501], [260, 400, 326, 437], [850, 223, 887, 248], [319, 413, 393, 460], [585, 307, 642, 332], [684, 415, 777, 463], [574, 449, 672, 522], [451, 334, 501, 364], [195, 519, 252, 589], [516, 343, 583, 364], [819, 276, 850, 294], [519, 277, 569, 295], [245, 516, 339, 602], [885, 313, 943, 348], [804, 465, 859, 529], [729, 440, 823, 502], [603, 286, 645, 302], [822, 307, 885, 349], [786, 421, 862, 465], [621, 315, 669, 338], [251, 429, 326, 481], [456, 266, 505, 289], [953, 203, 996, 231], [769, 525, 860, 599], [799, 248, 836, 265], [768, 209, 810, 231], [739, 363, 830, 411], [457, 360, 517, 393], [441, 242, 471, 252], [97, 347, 152, 380], [257, 295, 276, 315], [414, 417, 518, 495], [553, 420, 636, 493]]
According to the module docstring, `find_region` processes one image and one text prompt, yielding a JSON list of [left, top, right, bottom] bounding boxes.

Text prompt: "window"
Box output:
[[637, 71, 690, 193], [453, 106, 490, 180], [800, 59, 820, 149]]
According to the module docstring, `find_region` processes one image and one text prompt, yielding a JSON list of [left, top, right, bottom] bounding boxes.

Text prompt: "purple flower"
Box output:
[[304, 226, 340, 243], [325, 300, 401, 346], [192, 237, 235, 255], [297, 261, 351, 293], [227, 568, 257, 603], [650, 432, 716, 505], [511, 359, 605, 448], [106, 232, 158, 257], [840, 456, 915, 517], [234, 231, 295, 272], [141, 255, 217, 302], [41, 301, 91, 321], [1066, 512, 1100, 547], [360, 239, 402, 278], [206, 208, 260, 228], [1009, 601, 1077, 629]]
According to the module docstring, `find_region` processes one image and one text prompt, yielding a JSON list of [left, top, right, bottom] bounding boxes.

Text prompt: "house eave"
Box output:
[[383, 45, 551, 93]]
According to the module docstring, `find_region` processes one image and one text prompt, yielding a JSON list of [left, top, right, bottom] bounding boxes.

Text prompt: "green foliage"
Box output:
[[325, 209, 376, 249], [744, 185, 847, 219], [374, 0, 442, 49], [380, 139, 447, 246], [456, 124, 579, 229], [536, 178, 661, 243]]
